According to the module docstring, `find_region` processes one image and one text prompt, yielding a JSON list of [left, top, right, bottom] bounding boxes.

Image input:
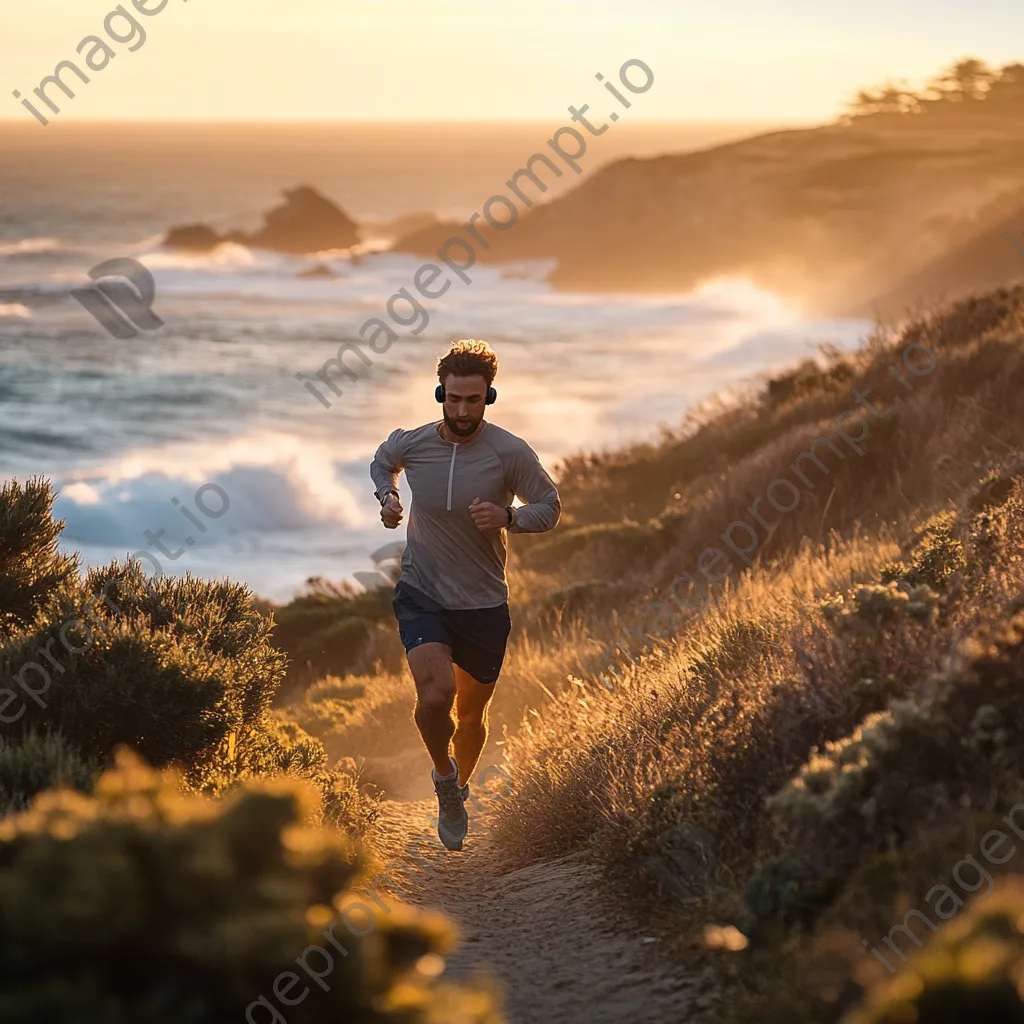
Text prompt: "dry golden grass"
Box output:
[[493, 527, 905, 863]]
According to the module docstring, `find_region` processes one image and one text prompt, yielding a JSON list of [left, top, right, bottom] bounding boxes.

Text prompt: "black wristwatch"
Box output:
[[505, 505, 516, 527], [379, 489, 399, 506]]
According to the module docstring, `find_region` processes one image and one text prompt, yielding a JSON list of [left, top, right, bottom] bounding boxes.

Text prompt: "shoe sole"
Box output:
[[437, 813, 467, 851], [439, 832, 464, 852]]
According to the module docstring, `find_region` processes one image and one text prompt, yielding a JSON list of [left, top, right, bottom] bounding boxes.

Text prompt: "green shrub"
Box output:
[[912, 516, 966, 590], [0, 749, 500, 1023], [0, 732, 96, 815], [818, 582, 938, 718], [822, 582, 940, 633], [0, 477, 78, 640], [766, 700, 950, 843], [876, 511, 968, 592], [769, 604, 1024, 868], [0, 558, 289, 791], [0, 546, 378, 830], [847, 877, 1024, 1024]]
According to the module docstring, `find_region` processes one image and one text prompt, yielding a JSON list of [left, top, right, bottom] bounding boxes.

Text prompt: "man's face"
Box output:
[[441, 374, 488, 436]]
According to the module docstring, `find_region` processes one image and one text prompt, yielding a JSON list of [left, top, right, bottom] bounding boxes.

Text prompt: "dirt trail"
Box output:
[[373, 797, 717, 1024]]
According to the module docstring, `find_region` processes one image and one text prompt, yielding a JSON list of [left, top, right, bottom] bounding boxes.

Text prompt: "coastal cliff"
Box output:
[[394, 114, 1024, 318]]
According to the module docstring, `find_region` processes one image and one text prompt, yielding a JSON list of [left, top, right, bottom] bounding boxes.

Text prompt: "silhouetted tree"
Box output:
[[846, 79, 921, 117], [844, 56, 1024, 122], [927, 57, 995, 103]]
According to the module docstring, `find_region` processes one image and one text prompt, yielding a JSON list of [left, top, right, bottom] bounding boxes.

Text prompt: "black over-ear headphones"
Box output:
[[435, 383, 497, 405]]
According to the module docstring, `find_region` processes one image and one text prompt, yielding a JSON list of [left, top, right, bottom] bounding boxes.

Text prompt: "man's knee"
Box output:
[[456, 703, 486, 729], [415, 674, 455, 715]]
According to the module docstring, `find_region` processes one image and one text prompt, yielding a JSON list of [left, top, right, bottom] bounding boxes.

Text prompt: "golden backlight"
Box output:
[[5, 0, 1010, 123]]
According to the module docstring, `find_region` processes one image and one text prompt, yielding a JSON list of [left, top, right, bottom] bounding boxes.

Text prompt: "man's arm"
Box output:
[[370, 428, 406, 503], [507, 441, 560, 534]]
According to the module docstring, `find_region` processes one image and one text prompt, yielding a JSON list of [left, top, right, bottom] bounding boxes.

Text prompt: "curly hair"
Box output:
[[437, 339, 498, 388]]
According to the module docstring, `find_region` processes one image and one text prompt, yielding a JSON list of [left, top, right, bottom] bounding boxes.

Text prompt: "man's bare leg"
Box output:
[[407, 642, 458, 776], [452, 663, 496, 787]]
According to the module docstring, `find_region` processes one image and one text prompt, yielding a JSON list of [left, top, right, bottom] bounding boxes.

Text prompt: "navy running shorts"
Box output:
[[392, 580, 512, 684]]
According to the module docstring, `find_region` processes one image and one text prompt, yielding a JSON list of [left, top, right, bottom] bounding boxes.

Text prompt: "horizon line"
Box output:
[[0, 116, 817, 127]]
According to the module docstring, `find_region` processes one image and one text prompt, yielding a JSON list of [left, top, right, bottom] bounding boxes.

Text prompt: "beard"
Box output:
[[442, 406, 482, 437]]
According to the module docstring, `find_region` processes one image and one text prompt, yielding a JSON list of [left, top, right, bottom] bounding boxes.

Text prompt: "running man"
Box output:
[[369, 339, 561, 850]]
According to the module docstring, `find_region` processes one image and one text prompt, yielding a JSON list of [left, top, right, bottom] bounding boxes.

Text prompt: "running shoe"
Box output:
[[432, 755, 468, 851]]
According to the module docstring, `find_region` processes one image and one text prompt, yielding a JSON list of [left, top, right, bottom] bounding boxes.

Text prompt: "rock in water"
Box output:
[[245, 186, 359, 254], [162, 186, 359, 255], [163, 224, 225, 251]]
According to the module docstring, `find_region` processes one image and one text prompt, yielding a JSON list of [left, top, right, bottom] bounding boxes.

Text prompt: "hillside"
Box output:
[[395, 113, 1024, 318]]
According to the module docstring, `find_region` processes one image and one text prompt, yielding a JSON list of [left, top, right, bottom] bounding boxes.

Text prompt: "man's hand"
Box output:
[[381, 494, 404, 529], [469, 496, 508, 532]]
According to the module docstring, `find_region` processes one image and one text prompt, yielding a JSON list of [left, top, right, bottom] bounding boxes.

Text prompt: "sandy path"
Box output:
[[371, 797, 717, 1024]]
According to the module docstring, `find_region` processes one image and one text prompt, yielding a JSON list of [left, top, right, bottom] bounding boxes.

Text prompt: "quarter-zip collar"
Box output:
[[446, 442, 457, 510], [436, 420, 487, 511]]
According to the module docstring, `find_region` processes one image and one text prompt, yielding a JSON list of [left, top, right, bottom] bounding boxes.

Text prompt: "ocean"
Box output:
[[0, 120, 871, 602]]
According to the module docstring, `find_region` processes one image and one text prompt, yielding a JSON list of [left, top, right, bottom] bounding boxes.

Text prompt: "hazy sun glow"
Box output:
[[5, 0, 1024, 124]]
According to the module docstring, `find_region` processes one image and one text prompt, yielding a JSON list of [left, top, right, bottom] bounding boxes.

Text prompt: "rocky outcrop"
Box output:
[[244, 186, 359, 254], [162, 186, 359, 255]]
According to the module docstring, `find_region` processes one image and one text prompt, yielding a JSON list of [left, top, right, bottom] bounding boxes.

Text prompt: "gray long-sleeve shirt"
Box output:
[[369, 419, 560, 609]]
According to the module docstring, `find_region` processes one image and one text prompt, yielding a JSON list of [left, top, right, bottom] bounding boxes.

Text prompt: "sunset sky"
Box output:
[[4, 0, 1024, 124]]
